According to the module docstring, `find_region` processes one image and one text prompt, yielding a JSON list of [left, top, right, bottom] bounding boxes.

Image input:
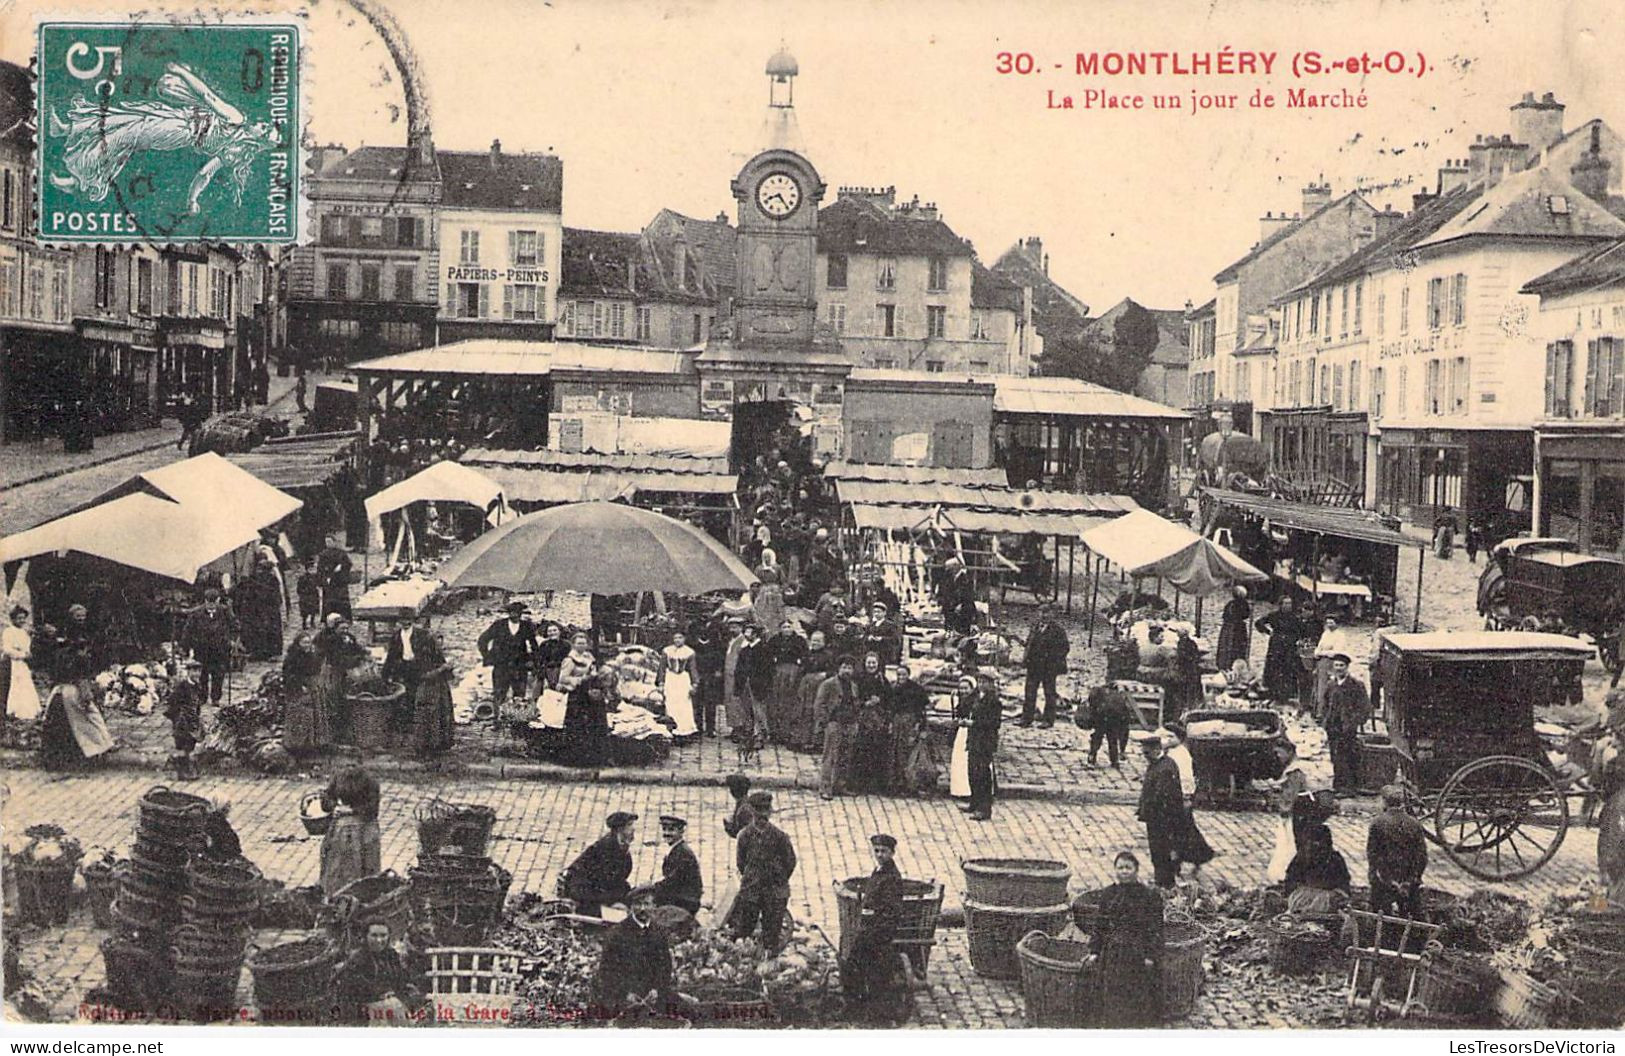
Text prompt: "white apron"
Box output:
[[1267, 816, 1296, 884], [949, 726, 971, 797], [3, 626, 41, 721], [663, 646, 697, 737]]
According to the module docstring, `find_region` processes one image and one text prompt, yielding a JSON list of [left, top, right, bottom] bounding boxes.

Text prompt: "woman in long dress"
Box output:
[[556, 633, 597, 694], [1095, 851, 1165, 1028], [561, 676, 612, 767], [237, 558, 284, 660], [1215, 586, 1252, 672], [793, 630, 834, 751], [313, 617, 366, 745], [280, 631, 326, 756], [1255, 594, 1312, 707], [413, 632, 455, 758], [850, 651, 893, 794], [320, 766, 382, 896], [949, 675, 977, 800], [765, 619, 807, 745], [2, 605, 42, 725], [38, 614, 115, 770], [660, 631, 699, 742]]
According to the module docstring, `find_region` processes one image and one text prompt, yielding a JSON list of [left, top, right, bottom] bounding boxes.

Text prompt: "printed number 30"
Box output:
[[66, 42, 123, 80]]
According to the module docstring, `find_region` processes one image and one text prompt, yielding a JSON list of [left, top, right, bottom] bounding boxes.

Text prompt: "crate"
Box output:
[[1111, 680, 1164, 729], [425, 947, 522, 1027]]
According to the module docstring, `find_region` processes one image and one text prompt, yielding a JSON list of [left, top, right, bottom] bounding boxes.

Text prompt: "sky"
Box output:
[[6, 0, 1625, 315]]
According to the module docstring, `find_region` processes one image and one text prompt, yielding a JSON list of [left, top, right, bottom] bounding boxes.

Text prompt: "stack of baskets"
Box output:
[[172, 857, 261, 1011], [962, 858, 1072, 980], [409, 799, 507, 946], [247, 936, 342, 1023], [324, 871, 414, 951], [102, 787, 211, 1007]]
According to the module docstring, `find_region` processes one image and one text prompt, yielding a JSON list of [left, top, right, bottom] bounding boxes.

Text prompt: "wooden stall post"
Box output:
[[1413, 545, 1425, 632], [1066, 538, 1075, 613], [1087, 552, 1102, 646]]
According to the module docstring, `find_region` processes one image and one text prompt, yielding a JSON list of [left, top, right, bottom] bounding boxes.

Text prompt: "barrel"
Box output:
[[962, 858, 1071, 909], [1160, 920, 1205, 1018], [964, 898, 1069, 980]]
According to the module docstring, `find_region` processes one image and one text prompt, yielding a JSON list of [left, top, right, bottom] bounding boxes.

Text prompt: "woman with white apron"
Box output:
[[2, 605, 42, 723], [1267, 738, 1331, 884], [949, 676, 976, 799], [661, 632, 699, 741]]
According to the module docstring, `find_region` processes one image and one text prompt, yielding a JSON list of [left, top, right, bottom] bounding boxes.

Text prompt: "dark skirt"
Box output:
[[239, 575, 284, 659], [282, 684, 330, 755], [791, 671, 826, 750], [315, 661, 350, 742], [1174, 809, 1216, 867], [769, 662, 802, 745], [413, 673, 455, 757]]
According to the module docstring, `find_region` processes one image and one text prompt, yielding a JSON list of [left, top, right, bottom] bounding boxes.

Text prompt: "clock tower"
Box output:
[[730, 47, 825, 348]]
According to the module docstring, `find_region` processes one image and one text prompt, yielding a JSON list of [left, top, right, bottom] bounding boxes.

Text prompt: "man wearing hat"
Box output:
[[593, 885, 675, 1019], [1136, 733, 1186, 887], [477, 601, 537, 712], [1321, 653, 1371, 795], [863, 602, 902, 668], [731, 791, 797, 949], [652, 815, 703, 916], [182, 587, 238, 705], [1366, 785, 1428, 919], [939, 557, 979, 635], [164, 657, 206, 780], [1020, 602, 1070, 728], [842, 834, 907, 1022], [561, 811, 637, 917], [965, 670, 1003, 821]]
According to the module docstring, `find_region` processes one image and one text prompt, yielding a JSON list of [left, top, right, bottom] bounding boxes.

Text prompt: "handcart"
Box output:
[[1183, 707, 1288, 803], [1341, 908, 1442, 1024]]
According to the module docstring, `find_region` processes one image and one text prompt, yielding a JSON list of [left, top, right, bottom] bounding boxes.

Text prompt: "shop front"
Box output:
[[695, 345, 851, 469], [1534, 422, 1625, 556], [1256, 407, 1368, 504], [0, 323, 80, 443], [1376, 425, 1533, 533], [78, 320, 161, 434], [158, 319, 231, 413]]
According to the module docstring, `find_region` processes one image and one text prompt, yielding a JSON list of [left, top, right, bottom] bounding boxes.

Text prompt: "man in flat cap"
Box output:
[[477, 601, 536, 712], [842, 834, 908, 1022], [1136, 733, 1186, 888], [1321, 652, 1371, 795], [1366, 785, 1428, 919], [561, 811, 637, 917], [593, 885, 675, 1020], [653, 815, 703, 916], [731, 791, 797, 949]]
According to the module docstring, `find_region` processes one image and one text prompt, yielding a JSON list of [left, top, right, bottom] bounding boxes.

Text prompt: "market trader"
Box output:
[[477, 601, 537, 710], [731, 791, 797, 949], [652, 815, 703, 916], [842, 834, 906, 1023], [1366, 785, 1429, 919], [561, 811, 637, 917], [1020, 603, 1070, 728], [181, 588, 238, 705], [1321, 653, 1372, 794], [592, 886, 675, 1021]]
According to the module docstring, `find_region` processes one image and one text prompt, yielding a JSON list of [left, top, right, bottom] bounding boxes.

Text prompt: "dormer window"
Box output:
[[1549, 195, 1570, 215]]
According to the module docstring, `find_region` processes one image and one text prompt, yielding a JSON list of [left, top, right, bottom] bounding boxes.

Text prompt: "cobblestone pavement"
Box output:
[[1, 768, 1600, 1027]]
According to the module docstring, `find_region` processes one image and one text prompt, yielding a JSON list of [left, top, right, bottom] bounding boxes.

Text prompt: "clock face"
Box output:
[[756, 172, 802, 219]]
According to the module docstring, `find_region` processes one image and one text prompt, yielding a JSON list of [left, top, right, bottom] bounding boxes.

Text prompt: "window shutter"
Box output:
[[502, 284, 513, 320], [445, 282, 454, 312], [1586, 339, 1601, 415], [478, 283, 491, 319], [508, 231, 518, 265], [1545, 344, 1557, 417]]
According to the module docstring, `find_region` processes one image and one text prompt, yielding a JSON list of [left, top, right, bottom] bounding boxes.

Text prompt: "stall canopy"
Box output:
[[83, 452, 303, 532], [1201, 488, 1413, 548], [835, 479, 1135, 536], [849, 503, 1108, 539], [823, 461, 1010, 487], [224, 433, 356, 491], [0, 493, 261, 584], [365, 460, 508, 541], [460, 449, 737, 506], [1079, 508, 1267, 595]]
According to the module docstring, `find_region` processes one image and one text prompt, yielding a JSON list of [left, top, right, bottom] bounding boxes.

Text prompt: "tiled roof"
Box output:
[[439, 148, 563, 213], [322, 145, 438, 184], [1414, 166, 1625, 249], [559, 228, 643, 298], [1521, 238, 1625, 297], [1213, 191, 1372, 284], [0, 60, 31, 139], [647, 209, 738, 291], [1186, 298, 1216, 320], [971, 261, 1023, 311], [991, 243, 1091, 335], [815, 196, 974, 258], [1281, 184, 1484, 299]]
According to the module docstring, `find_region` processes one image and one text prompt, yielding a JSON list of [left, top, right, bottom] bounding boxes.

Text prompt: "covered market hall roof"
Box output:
[[822, 461, 1010, 487], [352, 340, 694, 377], [837, 477, 1137, 539], [1202, 488, 1414, 548], [985, 375, 1189, 420]]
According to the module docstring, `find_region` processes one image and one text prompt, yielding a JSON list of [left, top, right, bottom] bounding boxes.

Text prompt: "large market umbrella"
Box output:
[[435, 501, 755, 596]]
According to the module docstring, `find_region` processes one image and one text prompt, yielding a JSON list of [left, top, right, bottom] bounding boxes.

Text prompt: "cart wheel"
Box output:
[[1434, 755, 1569, 881], [1367, 977, 1385, 1025]]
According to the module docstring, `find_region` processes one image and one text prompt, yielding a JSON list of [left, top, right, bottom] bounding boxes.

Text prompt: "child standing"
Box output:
[[165, 657, 205, 780], [296, 558, 322, 629]]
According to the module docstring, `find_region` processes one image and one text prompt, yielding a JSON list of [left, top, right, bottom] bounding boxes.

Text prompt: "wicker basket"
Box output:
[[248, 937, 340, 1016], [964, 899, 1069, 980], [328, 871, 414, 949], [832, 877, 944, 971], [99, 936, 173, 1004], [12, 856, 78, 925], [139, 785, 211, 822], [84, 862, 121, 929], [1417, 949, 1497, 1017], [682, 983, 776, 1029], [186, 856, 262, 897], [1494, 968, 1561, 1029], [962, 859, 1072, 909], [348, 682, 404, 750], [415, 801, 499, 858], [1161, 920, 1206, 1019], [1267, 914, 1336, 976], [1016, 930, 1094, 1027], [300, 791, 333, 836]]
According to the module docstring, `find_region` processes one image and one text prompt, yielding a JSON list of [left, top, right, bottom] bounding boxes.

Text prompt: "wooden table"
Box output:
[[353, 577, 442, 641]]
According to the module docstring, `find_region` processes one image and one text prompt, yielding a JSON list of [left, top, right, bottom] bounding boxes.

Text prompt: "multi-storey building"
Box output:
[[556, 226, 721, 347], [1185, 299, 1217, 409], [436, 141, 563, 342], [155, 244, 242, 413]]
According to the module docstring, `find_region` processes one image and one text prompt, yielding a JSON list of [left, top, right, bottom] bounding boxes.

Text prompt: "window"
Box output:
[[1333, 364, 1345, 409], [970, 359, 989, 371], [50, 265, 68, 322], [1399, 286, 1410, 334], [1340, 286, 1349, 338], [826, 253, 848, 289], [1309, 294, 1320, 335], [1372, 366, 1386, 418], [1425, 358, 1442, 415], [326, 263, 349, 300], [1305, 356, 1317, 403], [572, 300, 594, 337], [971, 310, 989, 340], [1280, 307, 1290, 342], [393, 267, 415, 301], [1451, 273, 1467, 327], [360, 217, 384, 243], [692, 313, 703, 343], [636, 306, 652, 341], [1289, 362, 1302, 406], [381, 322, 420, 347], [1349, 360, 1362, 409], [459, 230, 480, 265], [876, 257, 896, 291], [321, 214, 344, 242], [1322, 291, 1333, 341], [925, 360, 945, 373], [456, 282, 481, 318], [1427, 277, 1445, 330], [1585, 337, 1625, 417], [1295, 299, 1305, 338], [827, 303, 846, 334], [927, 256, 948, 292], [608, 302, 626, 337], [1353, 280, 1364, 336], [1321, 365, 1331, 405], [874, 357, 897, 369], [1375, 291, 1385, 336], [0, 259, 15, 316], [927, 305, 946, 338], [1396, 365, 1408, 417], [511, 230, 539, 266], [1450, 355, 1469, 415], [505, 283, 539, 321], [0, 168, 13, 231], [360, 263, 381, 301], [318, 318, 360, 339], [94, 248, 116, 309], [186, 265, 199, 315], [1544, 340, 1573, 417], [27, 261, 42, 319], [396, 216, 418, 247], [877, 303, 896, 337], [558, 301, 574, 334], [167, 259, 182, 314]]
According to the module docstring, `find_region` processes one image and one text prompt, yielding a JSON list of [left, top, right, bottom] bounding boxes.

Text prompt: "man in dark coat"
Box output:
[[862, 603, 903, 667], [593, 886, 675, 1019], [1322, 654, 1371, 794], [1255, 594, 1312, 706], [315, 539, 354, 620], [477, 601, 536, 708], [1020, 603, 1069, 728], [1095, 851, 1164, 1028], [1216, 585, 1252, 673], [939, 558, 979, 634], [966, 672, 1003, 821], [1085, 682, 1137, 769], [652, 815, 703, 916], [691, 620, 726, 738], [731, 792, 797, 949], [182, 588, 238, 704], [1137, 735, 1187, 887], [842, 834, 907, 1023], [382, 612, 437, 733], [562, 811, 637, 917], [164, 658, 205, 780], [1367, 785, 1428, 918]]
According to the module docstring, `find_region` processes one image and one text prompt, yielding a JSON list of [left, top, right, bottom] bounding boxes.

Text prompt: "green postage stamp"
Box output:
[[35, 20, 302, 243]]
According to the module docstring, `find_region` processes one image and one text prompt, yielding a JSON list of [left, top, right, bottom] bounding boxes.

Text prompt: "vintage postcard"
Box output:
[[0, 0, 1622, 1045]]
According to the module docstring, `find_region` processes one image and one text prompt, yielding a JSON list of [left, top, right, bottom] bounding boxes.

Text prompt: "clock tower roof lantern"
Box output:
[[766, 45, 798, 79]]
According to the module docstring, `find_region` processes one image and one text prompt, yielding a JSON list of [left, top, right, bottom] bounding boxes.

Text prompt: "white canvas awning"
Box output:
[[0, 493, 259, 584], [86, 451, 303, 533], [1080, 508, 1267, 595], [365, 461, 507, 529]]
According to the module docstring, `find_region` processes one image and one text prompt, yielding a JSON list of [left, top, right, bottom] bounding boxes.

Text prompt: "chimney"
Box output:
[[836, 185, 897, 210], [1436, 158, 1470, 195], [1259, 209, 1296, 241], [1413, 190, 1436, 213], [311, 143, 348, 174], [1510, 91, 1566, 153], [1301, 178, 1332, 215], [1372, 205, 1405, 239], [1023, 236, 1044, 269], [1470, 135, 1529, 188], [490, 138, 502, 168], [1042, 253, 1050, 276], [1571, 123, 1611, 201], [917, 201, 939, 221], [716, 211, 729, 224]]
